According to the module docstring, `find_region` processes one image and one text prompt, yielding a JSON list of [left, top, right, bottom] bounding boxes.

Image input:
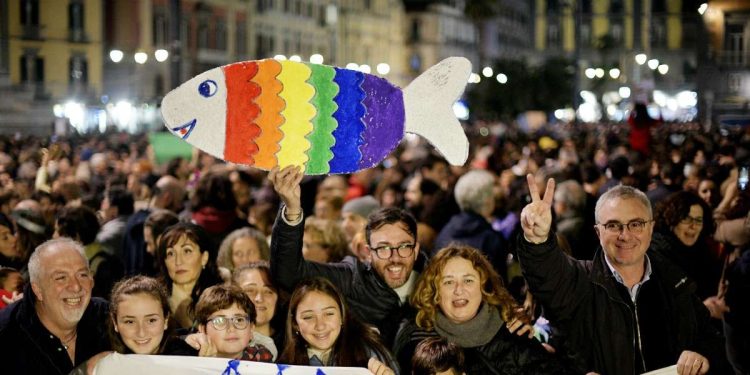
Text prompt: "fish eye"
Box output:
[[198, 79, 218, 98]]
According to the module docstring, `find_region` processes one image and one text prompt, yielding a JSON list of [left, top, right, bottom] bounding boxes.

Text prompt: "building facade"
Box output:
[[697, 0, 750, 127], [534, 0, 702, 121], [2, 0, 103, 134]]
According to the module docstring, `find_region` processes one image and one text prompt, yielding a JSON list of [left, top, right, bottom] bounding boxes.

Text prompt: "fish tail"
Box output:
[[403, 57, 471, 166]]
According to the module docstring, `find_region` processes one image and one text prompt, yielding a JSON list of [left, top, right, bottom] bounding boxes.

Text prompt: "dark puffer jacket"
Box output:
[[270, 206, 415, 347], [517, 235, 727, 375], [393, 318, 574, 374]]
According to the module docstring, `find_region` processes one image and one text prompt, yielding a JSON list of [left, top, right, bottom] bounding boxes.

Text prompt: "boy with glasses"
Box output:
[[193, 284, 274, 362]]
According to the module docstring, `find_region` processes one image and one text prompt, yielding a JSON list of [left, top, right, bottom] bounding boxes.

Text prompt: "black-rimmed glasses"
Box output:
[[597, 220, 653, 234], [369, 243, 416, 259]]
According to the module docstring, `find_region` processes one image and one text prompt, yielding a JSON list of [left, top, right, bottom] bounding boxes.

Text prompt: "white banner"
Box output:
[[94, 353, 373, 375]]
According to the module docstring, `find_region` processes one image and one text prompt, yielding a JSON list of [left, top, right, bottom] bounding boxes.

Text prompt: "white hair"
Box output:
[[28, 237, 88, 284], [454, 170, 495, 214]]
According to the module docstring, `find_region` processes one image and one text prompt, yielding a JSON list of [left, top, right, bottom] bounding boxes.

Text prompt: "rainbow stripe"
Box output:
[[220, 59, 405, 174]]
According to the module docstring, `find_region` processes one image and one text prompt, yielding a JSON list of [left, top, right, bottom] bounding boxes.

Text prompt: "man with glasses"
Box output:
[[517, 177, 725, 375], [268, 166, 422, 347]]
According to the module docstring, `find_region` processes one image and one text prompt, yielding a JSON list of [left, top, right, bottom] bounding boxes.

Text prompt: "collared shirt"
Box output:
[[604, 254, 653, 302]]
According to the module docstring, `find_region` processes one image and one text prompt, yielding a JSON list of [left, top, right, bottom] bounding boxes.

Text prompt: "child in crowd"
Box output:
[[411, 337, 465, 375]]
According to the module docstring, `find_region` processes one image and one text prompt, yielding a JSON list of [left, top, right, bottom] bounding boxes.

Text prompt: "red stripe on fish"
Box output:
[[223, 62, 262, 164]]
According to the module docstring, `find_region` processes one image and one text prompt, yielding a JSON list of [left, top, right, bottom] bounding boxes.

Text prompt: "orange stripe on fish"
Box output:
[[223, 62, 261, 164], [252, 59, 285, 169]]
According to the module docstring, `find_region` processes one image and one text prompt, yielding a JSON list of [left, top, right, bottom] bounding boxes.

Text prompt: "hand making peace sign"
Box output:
[[520, 174, 556, 244]]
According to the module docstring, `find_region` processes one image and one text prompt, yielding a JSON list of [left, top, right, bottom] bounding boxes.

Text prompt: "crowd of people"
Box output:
[[0, 116, 748, 375]]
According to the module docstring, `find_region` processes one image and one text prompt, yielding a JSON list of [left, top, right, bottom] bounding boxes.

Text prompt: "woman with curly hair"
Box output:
[[393, 245, 572, 374], [652, 191, 725, 318], [216, 227, 269, 276]]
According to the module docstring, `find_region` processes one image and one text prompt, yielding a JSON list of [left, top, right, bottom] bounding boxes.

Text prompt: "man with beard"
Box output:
[[0, 238, 110, 373], [269, 166, 422, 347]]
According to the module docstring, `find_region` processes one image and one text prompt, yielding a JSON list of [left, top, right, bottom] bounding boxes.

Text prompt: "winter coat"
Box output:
[[517, 235, 727, 375]]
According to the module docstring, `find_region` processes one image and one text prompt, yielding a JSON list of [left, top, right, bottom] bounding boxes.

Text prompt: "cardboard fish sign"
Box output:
[[161, 57, 471, 174]]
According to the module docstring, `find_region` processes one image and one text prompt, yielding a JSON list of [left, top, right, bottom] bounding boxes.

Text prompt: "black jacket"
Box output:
[[0, 284, 111, 374], [393, 318, 574, 375], [270, 206, 413, 347], [434, 211, 507, 279], [517, 235, 726, 375]]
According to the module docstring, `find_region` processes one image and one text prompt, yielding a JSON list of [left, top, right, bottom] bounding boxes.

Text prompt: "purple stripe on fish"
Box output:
[[358, 74, 405, 169]]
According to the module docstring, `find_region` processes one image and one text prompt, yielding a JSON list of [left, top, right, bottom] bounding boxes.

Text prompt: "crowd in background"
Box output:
[[0, 115, 748, 375]]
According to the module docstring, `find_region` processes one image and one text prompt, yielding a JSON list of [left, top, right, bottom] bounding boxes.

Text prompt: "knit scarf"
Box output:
[[435, 303, 503, 348]]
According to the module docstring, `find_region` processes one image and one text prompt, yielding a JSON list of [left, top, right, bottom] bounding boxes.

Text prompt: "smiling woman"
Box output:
[[394, 245, 573, 374]]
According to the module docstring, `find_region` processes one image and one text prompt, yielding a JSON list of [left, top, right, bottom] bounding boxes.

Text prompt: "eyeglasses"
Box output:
[[370, 243, 416, 259], [598, 220, 653, 234], [679, 216, 703, 226], [206, 315, 251, 331]]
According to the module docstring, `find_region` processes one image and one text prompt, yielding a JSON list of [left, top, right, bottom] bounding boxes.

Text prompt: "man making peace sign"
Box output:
[[517, 175, 726, 375]]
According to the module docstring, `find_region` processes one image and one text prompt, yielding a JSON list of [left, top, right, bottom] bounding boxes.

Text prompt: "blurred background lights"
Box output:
[[154, 49, 169, 62], [109, 50, 124, 63], [310, 54, 324, 64], [134, 52, 148, 64], [376, 63, 390, 75]]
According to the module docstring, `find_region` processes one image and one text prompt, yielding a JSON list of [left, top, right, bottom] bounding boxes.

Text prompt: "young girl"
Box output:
[[108, 275, 194, 355], [279, 277, 398, 374]]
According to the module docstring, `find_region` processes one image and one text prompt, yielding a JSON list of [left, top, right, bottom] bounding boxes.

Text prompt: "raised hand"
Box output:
[[268, 166, 303, 219], [520, 174, 555, 244]]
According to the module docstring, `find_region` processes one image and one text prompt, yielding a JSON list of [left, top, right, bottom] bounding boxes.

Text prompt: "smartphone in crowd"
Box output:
[[739, 166, 749, 191]]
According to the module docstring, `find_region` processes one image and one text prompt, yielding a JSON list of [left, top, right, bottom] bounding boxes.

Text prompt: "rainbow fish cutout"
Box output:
[[161, 57, 471, 174]]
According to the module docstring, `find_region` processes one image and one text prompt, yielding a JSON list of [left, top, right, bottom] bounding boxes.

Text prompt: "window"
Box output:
[[651, 17, 667, 48], [410, 19, 420, 42], [153, 13, 168, 47], [68, 0, 85, 41], [69, 54, 88, 85], [725, 23, 745, 66], [236, 21, 246, 57], [198, 20, 209, 49], [216, 20, 227, 50], [547, 19, 561, 47], [20, 53, 43, 83], [20, 0, 39, 26]]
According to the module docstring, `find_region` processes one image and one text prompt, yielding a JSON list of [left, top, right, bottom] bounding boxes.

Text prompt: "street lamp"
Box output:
[[109, 50, 124, 63], [585, 68, 596, 79], [609, 68, 621, 79], [289, 55, 302, 62], [647, 59, 659, 70], [482, 67, 493, 78], [376, 63, 390, 75], [658, 64, 669, 75], [595, 68, 605, 78], [154, 49, 169, 62], [698, 3, 707, 15], [273, 55, 287, 60], [310, 54, 324, 64], [359, 65, 371, 74], [134, 52, 148, 64], [346, 63, 359, 70], [635, 54, 647, 65], [496, 73, 507, 84]]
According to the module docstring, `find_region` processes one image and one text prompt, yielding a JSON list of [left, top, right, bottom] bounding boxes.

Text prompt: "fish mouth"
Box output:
[[171, 119, 197, 140]]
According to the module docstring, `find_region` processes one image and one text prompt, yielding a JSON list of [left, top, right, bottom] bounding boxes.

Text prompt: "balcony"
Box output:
[[21, 25, 44, 40], [721, 50, 749, 68]]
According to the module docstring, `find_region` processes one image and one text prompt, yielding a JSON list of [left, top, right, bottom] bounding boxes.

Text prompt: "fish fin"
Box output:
[[403, 57, 471, 166]]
